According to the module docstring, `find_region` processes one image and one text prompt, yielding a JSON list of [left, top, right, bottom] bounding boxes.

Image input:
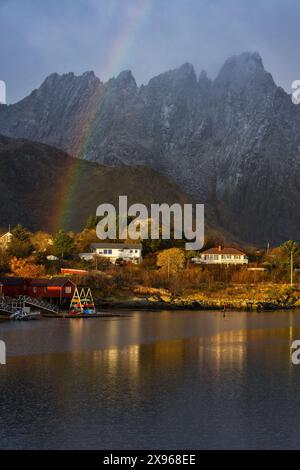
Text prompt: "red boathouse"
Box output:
[[0, 277, 25, 297], [0, 276, 76, 304], [46, 278, 76, 301]]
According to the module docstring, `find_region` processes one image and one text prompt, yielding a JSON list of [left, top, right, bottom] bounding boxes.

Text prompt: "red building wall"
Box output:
[[0, 278, 76, 299], [26, 285, 48, 298], [46, 281, 75, 299], [0, 284, 24, 297]]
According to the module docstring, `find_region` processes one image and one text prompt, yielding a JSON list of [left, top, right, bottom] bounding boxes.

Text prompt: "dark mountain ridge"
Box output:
[[1, 52, 300, 245], [0, 135, 197, 234]]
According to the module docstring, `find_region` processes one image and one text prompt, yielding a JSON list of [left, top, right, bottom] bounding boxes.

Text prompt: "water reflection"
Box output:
[[1, 311, 300, 449]]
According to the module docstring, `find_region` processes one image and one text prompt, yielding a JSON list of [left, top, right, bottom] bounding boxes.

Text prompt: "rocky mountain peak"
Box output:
[[39, 71, 101, 92], [198, 70, 211, 93], [178, 62, 197, 79], [224, 51, 263, 69], [1, 53, 300, 244], [114, 70, 137, 90], [214, 51, 275, 95], [146, 63, 198, 96]]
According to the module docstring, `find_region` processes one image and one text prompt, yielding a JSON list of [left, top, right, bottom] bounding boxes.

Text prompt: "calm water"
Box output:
[[1, 310, 300, 449]]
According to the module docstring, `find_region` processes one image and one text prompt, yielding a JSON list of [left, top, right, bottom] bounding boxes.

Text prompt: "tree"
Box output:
[[8, 238, 34, 259], [10, 256, 46, 277], [12, 224, 31, 242], [142, 238, 174, 254], [280, 240, 300, 286], [85, 215, 101, 230], [0, 247, 10, 273], [8, 224, 34, 258], [30, 231, 53, 252], [75, 229, 98, 252], [52, 230, 75, 259], [156, 248, 186, 274]]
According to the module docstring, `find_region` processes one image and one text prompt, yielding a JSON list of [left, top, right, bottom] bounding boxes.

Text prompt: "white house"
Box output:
[[193, 246, 248, 265], [80, 243, 143, 264], [0, 231, 13, 250]]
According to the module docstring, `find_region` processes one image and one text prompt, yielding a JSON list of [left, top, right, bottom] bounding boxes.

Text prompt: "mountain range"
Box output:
[[1, 52, 300, 245], [0, 135, 195, 234]]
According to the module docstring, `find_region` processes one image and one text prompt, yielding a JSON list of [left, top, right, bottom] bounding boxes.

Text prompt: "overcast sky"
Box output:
[[0, 0, 299, 103]]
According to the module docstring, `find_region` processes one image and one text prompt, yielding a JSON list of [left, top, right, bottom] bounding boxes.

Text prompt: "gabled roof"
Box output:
[[47, 277, 75, 287], [0, 276, 24, 286], [201, 247, 246, 255], [0, 231, 13, 240], [28, 278, 48, 286], [0, 276, 76, 288]]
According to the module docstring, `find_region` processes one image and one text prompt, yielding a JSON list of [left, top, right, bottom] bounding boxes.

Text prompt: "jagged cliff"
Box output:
[[1, 52, 300, 244]]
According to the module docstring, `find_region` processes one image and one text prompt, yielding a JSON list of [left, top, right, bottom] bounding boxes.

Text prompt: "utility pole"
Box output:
[[291, 250, 294, 287]]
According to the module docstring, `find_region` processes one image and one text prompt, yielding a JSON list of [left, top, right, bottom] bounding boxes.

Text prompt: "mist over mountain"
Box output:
[[1, 52, 300, 245]]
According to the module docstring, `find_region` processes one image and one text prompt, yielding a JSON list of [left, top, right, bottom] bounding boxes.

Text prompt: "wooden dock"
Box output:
[[0, 311, 123, 321]]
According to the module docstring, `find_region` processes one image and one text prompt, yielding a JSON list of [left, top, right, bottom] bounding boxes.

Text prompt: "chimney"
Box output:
[[218, 245, 222, 252]]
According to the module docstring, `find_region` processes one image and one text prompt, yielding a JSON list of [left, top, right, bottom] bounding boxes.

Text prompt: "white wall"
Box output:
[[199, 254, 248, 264], [92, 247, 142, 263]]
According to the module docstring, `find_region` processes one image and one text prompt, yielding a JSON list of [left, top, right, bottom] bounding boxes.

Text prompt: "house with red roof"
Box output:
[[193, 246, 248, 265]]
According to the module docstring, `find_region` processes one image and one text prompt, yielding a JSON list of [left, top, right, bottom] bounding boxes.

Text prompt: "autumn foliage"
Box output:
[[10, 257, 46, 277], [156, 248, 186, 273]]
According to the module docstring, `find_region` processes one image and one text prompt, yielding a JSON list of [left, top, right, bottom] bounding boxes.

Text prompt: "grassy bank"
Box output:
[[72, 267, 300, 311]]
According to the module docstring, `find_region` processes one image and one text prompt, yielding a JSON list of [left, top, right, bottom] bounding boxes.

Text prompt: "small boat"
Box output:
[[10, 309, 41, 321]]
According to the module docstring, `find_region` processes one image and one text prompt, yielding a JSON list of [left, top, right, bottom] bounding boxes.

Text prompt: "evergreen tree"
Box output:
[[8, 225, 33, 258], [52, 230, 75, 259]]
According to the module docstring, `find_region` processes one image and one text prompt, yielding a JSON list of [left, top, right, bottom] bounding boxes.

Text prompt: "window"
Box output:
[[33, 287, 37, 294], [65, 286, 72, 294]]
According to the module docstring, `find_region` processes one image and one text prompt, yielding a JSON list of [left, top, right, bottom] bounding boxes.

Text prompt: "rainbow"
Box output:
[[100, 0, 152, 80], [51, 0, 152, 233]]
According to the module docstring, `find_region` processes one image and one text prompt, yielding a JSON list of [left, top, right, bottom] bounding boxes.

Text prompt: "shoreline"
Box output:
[[94, 283, 300, 312], [0, 301, 295, 320], [2, 285, 300, 320], [96, 299, 296, 312]]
